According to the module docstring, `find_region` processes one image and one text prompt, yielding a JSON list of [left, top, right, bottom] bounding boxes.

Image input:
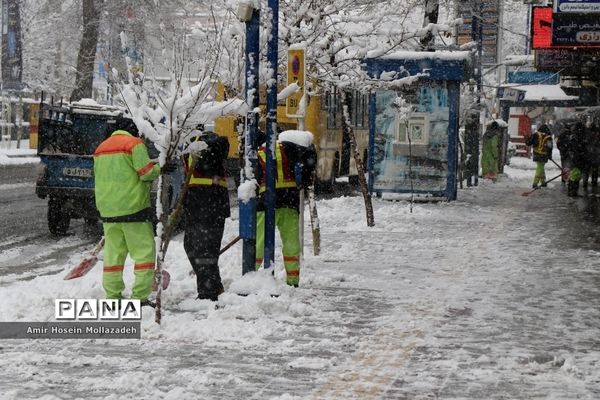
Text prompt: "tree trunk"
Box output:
[[70, 0, 100, 101], [340, 91, 374, 227], [306, 179, 321, 256], [420, 0, 439, 51]]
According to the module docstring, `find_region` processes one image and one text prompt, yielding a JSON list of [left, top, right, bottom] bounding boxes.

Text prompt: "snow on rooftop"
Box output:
[[372, 50, 472, 61], [500, 84, 578, 102], [70, 99, 124, 116]]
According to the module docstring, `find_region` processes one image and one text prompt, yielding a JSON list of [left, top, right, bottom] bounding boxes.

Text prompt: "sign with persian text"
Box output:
[[456, 0, 500, 65], [553, 12, 600, 46], [554, 0, 600, 13], [531, 6, 600, 48]]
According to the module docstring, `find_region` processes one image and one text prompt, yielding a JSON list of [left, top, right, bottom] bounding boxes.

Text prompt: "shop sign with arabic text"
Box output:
[[554, 0, 600, 13], [552, 13, 600, 46]]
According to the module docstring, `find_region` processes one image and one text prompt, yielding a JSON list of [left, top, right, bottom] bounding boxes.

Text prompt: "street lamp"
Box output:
[[239, 1, 261, 275], [237, 1, 254, 22]]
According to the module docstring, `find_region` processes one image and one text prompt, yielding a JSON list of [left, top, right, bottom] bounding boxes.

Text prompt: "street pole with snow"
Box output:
[[238, 1, 260, 275], [263, 0, 279, 271]]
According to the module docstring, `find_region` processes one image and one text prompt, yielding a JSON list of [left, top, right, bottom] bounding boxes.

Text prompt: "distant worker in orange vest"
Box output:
[[255, 131, 317, 287], [525, 124, 553, 188]]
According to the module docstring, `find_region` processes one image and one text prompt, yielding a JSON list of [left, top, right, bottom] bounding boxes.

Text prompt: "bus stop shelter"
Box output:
[[363, 51, 471, 201]]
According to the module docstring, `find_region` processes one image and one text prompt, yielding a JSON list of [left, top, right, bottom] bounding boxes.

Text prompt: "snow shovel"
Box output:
[[188, 236, 241, 276], [550, 158, 564, 171], [549, 159, 568, 182], [153, 270, 171, 291], [64, 237, 171, 290], [64, 237, 105, 280], [219, 235, 241, 255], [521, 173, 562, 196]]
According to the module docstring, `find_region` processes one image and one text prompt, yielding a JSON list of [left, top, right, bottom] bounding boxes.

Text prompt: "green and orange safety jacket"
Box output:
[[257, 142, 297, 193], [93, 130, 160, 218], [256, 141, 316, 212]]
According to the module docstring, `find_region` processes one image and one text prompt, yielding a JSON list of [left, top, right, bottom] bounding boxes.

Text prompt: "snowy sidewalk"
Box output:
[[1, 158, 600, 399]]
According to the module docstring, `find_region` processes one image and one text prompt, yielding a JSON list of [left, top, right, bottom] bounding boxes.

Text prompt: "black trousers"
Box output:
[[183, 216, 225, 300]]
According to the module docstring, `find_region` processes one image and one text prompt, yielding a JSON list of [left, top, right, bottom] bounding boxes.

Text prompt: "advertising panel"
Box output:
[[531, 6, 600, 48], [372, 83, 449, 193]]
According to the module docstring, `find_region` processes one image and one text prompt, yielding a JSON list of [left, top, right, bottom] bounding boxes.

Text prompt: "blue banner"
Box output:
[[507, 71, 559, 85]]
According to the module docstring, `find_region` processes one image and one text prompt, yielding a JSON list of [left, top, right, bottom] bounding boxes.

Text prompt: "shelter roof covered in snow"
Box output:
[[364, 50, 472, 82]]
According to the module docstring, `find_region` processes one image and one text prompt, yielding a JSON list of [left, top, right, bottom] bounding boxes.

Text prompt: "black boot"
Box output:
[[567, 181, 578, 197], [195, 265, 224, 301]]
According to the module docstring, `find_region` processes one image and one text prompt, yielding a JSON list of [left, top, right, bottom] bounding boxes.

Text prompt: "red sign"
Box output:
[[531, 6, 600, 49], [531, 7, 560, 48]]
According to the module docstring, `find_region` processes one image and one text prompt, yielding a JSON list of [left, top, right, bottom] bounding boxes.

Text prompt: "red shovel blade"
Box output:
[[152, 270, 171, 291], [64, 256, 99, 280]]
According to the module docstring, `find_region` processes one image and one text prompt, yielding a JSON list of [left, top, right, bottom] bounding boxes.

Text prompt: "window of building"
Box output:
[[325, 89, 340, 129]]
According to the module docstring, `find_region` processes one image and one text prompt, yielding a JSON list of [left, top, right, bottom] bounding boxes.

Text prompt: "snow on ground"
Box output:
[[0, 140, 39, 165], [1, 151, 600, 398]]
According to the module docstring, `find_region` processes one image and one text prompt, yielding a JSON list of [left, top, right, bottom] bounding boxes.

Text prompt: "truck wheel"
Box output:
[[48, 197, 71, 235]]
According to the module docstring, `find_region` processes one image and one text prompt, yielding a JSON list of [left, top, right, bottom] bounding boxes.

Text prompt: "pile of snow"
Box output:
[[0, 140, 39, 165]]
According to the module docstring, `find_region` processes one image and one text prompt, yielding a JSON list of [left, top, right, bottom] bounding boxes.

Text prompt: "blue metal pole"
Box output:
[[240, 8, 260, 275], [446, 81, 459, 201], [263, 0, 278, 271]]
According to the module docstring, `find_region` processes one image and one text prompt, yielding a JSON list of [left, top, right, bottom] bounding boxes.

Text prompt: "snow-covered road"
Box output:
[[1, 158, 599, 399]]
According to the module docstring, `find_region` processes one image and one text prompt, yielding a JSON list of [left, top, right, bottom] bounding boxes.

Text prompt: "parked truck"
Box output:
[[35, 100, 179, 235]]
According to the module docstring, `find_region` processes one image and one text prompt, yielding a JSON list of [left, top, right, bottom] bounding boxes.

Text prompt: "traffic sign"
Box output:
[[497, 87, 526, 102], [286, 48, 305, 118]]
